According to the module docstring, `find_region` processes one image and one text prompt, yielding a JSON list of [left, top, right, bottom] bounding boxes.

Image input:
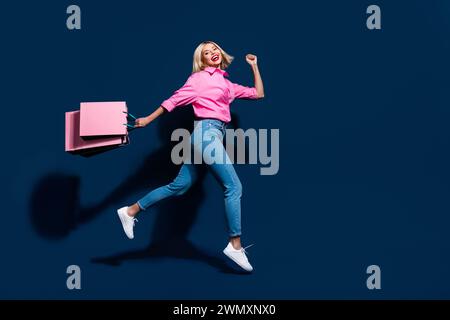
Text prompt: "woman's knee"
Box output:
[[168, 180, 193, 196], [225, 179, 242, 198]]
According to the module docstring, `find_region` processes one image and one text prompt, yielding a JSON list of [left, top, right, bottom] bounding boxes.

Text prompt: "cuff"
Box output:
[[161, 99, 176, 112], [250, 87, 259, 99]]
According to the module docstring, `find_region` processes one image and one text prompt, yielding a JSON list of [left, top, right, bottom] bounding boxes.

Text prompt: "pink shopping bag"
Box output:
[[65, 110, 128, 156], [79, 101, 128, 138]]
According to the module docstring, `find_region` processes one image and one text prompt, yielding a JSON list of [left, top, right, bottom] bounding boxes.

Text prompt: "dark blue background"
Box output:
[[2, 0, 450, 299]]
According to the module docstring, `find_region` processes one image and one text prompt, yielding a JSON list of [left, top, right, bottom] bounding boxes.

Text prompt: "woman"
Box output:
[[117, 41, 264, 272]]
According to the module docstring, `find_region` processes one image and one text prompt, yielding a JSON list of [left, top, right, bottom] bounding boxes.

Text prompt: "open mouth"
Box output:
[[212, 54, 220, 62]]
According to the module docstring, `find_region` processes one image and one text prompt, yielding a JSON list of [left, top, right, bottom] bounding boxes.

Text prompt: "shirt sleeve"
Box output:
[[161, 75, 198, 112], [229, 81, 259, 100]]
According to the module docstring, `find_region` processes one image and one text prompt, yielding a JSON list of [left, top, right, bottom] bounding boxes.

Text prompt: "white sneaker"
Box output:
[[223, 242, 254, 272], [117, 206, 137, 239]]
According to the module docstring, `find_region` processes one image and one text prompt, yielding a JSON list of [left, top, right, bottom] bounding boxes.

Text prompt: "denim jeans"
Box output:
[[137, 119, 242, 237]]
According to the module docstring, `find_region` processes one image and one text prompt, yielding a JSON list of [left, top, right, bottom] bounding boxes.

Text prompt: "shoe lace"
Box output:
[[241, 244, 254, 255]]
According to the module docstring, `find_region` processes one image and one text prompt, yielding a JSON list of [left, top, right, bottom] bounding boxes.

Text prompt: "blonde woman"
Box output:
[[117, 41, 264, 272]]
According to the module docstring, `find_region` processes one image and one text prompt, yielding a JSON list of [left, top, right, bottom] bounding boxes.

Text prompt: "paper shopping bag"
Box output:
[[65, 110, 127, 155], [79, 101, 128, 138]]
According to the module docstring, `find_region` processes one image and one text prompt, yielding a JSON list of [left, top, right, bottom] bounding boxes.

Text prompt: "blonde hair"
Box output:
[[192, 41, 234, 73]]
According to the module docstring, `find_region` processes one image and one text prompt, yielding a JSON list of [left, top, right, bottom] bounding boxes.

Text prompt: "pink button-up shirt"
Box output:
[[161, 66, 258, 123]]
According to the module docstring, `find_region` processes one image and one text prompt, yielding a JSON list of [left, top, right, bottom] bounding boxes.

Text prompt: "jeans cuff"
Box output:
[[229, 232, 241, 238], [137, 201, 145, 211]]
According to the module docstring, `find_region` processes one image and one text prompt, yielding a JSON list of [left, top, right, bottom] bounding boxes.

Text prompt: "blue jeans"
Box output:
[[137, 119, 242, 237]]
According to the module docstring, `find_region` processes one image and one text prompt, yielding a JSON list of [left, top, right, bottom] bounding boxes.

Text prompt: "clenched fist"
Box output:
[[135, 117, 151, 128], [246, 54, 258, 65]]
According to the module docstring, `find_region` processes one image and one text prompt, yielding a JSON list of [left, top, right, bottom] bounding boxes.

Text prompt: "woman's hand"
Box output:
[[134, 107, 166, 128], [246, 53, 264, 98], [135, 116, 151, 128], [246, 54, 258, 66]]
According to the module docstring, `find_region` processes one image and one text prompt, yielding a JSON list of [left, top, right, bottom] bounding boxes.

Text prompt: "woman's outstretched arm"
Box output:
[[135, 74, 198, 128], [134, 106, 166, 128], [246, 54, 265, 98]]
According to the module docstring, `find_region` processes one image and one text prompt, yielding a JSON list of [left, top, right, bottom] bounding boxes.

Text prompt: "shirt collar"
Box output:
[[203, 66, 229, 77]]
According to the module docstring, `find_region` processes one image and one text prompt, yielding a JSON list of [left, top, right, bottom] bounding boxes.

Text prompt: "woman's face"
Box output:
[[202, 43, 222, 68]]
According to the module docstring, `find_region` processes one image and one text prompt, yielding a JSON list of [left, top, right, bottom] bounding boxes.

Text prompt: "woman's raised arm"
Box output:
[[246, 54, 265, 98]]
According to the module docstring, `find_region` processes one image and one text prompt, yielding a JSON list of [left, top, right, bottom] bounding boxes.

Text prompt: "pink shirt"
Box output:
[[161, 66, 258, 123]]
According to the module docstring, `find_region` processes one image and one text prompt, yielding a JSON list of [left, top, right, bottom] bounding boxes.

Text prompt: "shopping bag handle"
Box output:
[[123, 123, 137, 131], [123, 111, 137, 120], [122, 111, 139, 131]]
